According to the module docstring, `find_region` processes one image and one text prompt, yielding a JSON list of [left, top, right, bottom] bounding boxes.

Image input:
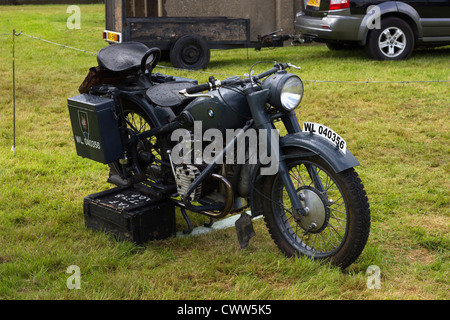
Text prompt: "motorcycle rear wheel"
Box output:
[[109, 102, 165, 184], [260, 149, 370, 269]]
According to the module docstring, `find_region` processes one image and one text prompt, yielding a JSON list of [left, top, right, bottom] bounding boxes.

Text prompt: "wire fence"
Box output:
[[2, 30, 450, 85], [2, 30, 449, 156], [19, 32, 99, 55]]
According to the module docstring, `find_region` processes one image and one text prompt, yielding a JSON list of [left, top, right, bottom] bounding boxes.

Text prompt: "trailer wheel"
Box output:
[[170, 35, 210, 70]]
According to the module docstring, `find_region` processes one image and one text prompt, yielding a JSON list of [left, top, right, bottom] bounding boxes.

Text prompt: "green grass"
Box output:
[[0, 4, 449, 300]]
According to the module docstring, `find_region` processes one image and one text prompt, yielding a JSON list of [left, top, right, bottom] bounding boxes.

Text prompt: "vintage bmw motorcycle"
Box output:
[[69, 42, 370, 268]]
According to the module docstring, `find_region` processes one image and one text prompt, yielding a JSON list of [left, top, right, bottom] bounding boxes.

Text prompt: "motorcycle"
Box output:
[[69, 42, 370, 269]]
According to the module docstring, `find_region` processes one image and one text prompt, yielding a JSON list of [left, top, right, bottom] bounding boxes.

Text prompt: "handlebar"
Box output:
[[253, 62, 290, 81], [185, 83, 212, 95], [180, 62, 297, 96]]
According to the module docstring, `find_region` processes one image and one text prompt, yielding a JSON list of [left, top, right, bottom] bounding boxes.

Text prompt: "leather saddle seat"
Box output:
[[146, 81, 195, 111], [97, 42, 150, 72], [97, 42, 194, 111]]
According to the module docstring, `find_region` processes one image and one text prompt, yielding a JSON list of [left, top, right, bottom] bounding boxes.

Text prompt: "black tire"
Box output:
[[365, 17, 415, 60], [259, 148, 370, 269], [170, 35, 210, 70]]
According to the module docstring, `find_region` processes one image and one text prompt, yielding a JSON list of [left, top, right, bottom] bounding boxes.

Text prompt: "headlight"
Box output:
[[262, 71, 304, 112]]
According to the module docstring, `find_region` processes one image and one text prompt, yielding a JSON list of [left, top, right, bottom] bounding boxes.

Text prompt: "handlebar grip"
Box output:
[[253, 63, 289, 80], [185, 83, 211, 94]]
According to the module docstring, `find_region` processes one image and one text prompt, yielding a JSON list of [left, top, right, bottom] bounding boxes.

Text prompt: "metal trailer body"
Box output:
[[104, 0, 301, 69]]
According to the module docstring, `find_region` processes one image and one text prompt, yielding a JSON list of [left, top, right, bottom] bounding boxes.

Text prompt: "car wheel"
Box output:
[[366, 17, 415, 60]]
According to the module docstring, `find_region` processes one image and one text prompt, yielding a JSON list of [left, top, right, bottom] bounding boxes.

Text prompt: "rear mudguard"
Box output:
[[249, 131, 359, 217]]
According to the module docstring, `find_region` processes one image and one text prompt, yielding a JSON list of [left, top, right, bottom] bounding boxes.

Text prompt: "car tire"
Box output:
[[365, 17, 415, 60]]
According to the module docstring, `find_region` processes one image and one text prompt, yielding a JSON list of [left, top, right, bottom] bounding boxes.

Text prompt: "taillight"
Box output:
[[329, 0, 349, 10]]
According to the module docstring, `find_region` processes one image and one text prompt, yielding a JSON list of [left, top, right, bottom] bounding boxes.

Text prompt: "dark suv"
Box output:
[[295, 0, 450, 60]]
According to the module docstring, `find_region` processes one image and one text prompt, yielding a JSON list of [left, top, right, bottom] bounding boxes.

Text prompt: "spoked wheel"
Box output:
[[261, 148, 370, 269], [108, 103, 165, 185]]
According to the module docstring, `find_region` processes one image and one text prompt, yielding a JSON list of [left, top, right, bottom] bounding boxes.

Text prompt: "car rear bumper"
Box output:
[[294, 10, 363, 43]]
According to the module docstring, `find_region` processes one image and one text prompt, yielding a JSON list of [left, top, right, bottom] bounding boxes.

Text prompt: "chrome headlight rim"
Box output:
[[280, 75, 304, 112], [263, 72, 304, 112]]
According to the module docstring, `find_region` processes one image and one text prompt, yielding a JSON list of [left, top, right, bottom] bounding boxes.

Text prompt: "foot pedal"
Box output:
[[235, 212, 256, 250]]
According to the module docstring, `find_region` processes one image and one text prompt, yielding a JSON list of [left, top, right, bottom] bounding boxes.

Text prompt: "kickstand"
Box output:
[[180, 207, 193, 234]]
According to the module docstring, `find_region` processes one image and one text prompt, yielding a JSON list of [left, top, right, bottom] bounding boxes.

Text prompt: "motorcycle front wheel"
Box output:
[[260, 148, 370, 269]]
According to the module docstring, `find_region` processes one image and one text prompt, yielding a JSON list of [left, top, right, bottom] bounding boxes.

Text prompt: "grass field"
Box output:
[[0, 4, 449, 300]]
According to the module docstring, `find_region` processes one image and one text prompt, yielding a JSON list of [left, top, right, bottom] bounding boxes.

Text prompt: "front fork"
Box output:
[[246, 88, 307, 215]]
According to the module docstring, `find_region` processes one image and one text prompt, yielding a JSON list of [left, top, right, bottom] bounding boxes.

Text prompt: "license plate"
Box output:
[[303, 122, 347, 154], [104, 30, 121, 43], [107, 32, 117, 41], [308, 0, 320, 7]]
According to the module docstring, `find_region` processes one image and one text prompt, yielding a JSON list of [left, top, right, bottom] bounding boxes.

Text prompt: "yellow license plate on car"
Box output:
[[308, 0, 320, 7]]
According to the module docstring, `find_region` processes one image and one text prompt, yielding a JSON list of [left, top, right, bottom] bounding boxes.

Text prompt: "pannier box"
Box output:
[[83, 185, 176, 244], [68, 94, 123, 164]]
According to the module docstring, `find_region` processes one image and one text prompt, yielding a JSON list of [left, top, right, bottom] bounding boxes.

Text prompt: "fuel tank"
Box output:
[[184, 87, 251, 133]]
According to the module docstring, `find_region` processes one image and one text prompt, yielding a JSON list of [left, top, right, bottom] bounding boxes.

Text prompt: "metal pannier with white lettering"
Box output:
[[68, 93, 123, 164]]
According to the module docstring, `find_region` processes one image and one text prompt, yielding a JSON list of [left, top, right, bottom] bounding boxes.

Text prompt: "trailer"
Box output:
[[104, 0, 301, 69]]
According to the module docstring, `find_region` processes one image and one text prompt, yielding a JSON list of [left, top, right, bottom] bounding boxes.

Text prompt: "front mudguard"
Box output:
[[280, 132, 359, 173], [249, 131, 360, 217]]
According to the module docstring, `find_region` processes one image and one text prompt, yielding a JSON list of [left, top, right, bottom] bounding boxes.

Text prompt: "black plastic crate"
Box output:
[[83, 185, 176, 244], [68, 93, 123, 164]]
